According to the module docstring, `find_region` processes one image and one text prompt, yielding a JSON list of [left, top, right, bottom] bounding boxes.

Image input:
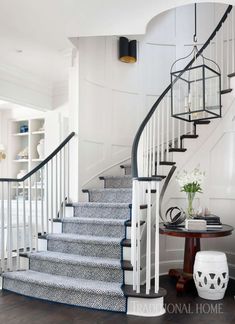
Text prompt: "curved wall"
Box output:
[[78, 3, 226, 190]]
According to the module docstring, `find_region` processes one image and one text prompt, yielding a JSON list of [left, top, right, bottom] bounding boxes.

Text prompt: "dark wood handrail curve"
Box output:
[[0, 132, 76, 182], [131, 5, 233, 178]]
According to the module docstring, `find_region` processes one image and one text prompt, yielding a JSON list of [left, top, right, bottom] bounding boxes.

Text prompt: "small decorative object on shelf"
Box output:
[[17, 169, 27, 179], [16, 147, 29, 160], [37, 138, 45, 160], [39, 122, 45, 132], [176, 168, 205, 218], [20, 124, 28, 133]]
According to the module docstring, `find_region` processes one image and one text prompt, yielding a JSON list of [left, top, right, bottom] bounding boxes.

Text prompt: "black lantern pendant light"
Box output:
[[119, 37, 137, 63], [171, 4, 221, 122]]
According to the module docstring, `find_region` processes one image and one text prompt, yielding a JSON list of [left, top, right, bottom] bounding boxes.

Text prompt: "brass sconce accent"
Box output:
[[0, 144, 6, 161]]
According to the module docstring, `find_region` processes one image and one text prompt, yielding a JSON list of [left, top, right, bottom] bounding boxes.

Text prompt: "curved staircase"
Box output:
[[1, 4, 235, 318]]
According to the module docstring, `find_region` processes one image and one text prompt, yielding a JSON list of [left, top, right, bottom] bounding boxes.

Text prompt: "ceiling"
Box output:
[[0, 0, 233, 89]]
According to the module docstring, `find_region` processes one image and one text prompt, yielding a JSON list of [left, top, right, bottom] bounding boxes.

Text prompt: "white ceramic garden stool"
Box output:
[[193, 251, 229, 300]]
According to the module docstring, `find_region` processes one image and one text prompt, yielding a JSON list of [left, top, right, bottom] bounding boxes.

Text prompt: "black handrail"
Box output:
[[0, 132, 76, 182], [131, 5, 233, 178]]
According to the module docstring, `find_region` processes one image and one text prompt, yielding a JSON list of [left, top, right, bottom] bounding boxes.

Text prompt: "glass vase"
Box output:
[[187, 192, 196, 218]]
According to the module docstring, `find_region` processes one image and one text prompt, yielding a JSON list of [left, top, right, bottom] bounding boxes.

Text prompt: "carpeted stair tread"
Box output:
[[72, 202, 130, 208], [73, 202, 131, 220], [99, 175, 132, 188], [62, 217, 126, 237], [83, 188, 132, 203], [3, 270, 124, 297], [47, 233, 121, 245], [63, 217, 126, 226], [29, 251, 122, 269]]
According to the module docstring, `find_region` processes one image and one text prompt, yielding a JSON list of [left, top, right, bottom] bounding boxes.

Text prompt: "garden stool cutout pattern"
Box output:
[[193, 251, 229, 300]]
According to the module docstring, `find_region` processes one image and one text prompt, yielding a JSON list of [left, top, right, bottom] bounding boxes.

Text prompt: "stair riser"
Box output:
[[103, 178, 132, 189], [74, 206, 130, 220], [122, 166, 131, 175], [89, 191, 132, 203], [3, 278, 126, 312], [48, 239, 121, 259], [29, 258, 123, 283], [63, 222, 125, 238]]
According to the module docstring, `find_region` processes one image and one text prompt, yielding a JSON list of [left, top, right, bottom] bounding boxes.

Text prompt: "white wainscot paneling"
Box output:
[[81, 140, 105, 173], [111, 90, 140, 147], [110, 37, 140, 94], [209, 132, 235, 197], [145, 9, 176, 44], [81, 81, 108, 141], [144, 44, 176, 95], [80, 37, 106, 85]]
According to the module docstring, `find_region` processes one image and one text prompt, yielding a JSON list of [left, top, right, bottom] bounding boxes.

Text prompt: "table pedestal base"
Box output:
[[169, 269, 194, 293], [169, 237, 200, 293]]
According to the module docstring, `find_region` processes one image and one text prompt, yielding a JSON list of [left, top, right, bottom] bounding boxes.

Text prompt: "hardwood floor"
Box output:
[[0, 275, 234, 324]]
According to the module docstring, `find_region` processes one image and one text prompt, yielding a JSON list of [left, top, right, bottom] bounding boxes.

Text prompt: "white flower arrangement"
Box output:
[[176, 168, 205, 193]]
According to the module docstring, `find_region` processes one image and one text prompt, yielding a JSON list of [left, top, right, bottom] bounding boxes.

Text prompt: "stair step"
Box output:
[[122, 284, 167, 299], [2, 270, 126, 312], [47, 233, 122, 259], [180, 134, 198, 140], [82, 188, 132, 203], [72, 202, 131, 220], [121, 239, 131, 248], [99, 175, 132, 188], [221, 88, 232, 94], [194, 120, 210, 125], [120, 164, 131, 175], [121, 260, 142, 271], [159, 161, 176, 166], [125, 220, 145, 227], [169, 148, 187, 153], [24, 251, 123, 283], [228, 72, 235, 78], [62, 217, 126, 238]]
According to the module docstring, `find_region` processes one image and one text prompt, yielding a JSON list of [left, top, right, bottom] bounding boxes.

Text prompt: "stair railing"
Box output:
[[0, 132, 75, 273], [131, 5, 233, 295]]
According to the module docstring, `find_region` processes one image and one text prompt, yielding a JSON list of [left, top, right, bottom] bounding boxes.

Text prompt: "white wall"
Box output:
[[77, 3, 227, 191]]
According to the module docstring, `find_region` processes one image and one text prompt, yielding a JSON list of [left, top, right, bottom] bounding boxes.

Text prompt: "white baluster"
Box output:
[[7, 182, 12, 270], [131, 179, 138, 291], [136, 181, 141, 294], [46, 163, 49, 233], [155, 181, 160, 293], [1, 183, 5, 272], [166, 97, 170, 162], [156, 110, 160, 172], [63, 147, 66, 218], [23, 182, 26, 251], [232, 9, 235, 73], [221, 26, 224, 89], [35, 174, 38, 250], [161, 106, 164, 161], [227, 17, 229, 88], [56, 154, 58, 218], [67, 143, 70, 204], [29, 177, 33, 251], [51, 159, 54, 233], [152, 112, 156, 176], [41, 168, 44, 235], [16, 186, 20, 269], [146, 181, 152, 294]]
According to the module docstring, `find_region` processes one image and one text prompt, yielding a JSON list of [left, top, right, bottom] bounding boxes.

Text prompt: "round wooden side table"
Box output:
[[159, 224, 234, 293]]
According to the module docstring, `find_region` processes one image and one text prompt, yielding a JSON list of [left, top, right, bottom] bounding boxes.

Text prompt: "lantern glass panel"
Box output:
[[204, 65, 221, 118], [171, 64, 221, 122]]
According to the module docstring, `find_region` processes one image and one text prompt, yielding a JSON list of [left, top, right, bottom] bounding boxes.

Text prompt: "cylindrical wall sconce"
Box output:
[[119, 37, 137, 63]]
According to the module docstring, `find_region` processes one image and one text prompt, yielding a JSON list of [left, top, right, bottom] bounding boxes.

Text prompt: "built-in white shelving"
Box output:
[[10, 118, 45, 198]]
